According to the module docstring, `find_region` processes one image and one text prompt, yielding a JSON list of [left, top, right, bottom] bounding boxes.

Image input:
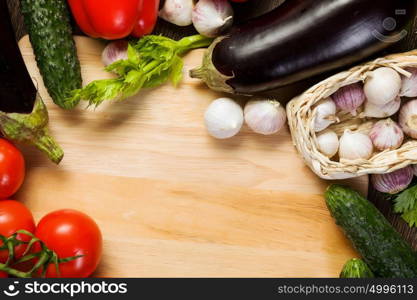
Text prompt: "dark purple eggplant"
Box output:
[[191, 0, 417, 95], [0, 0, 63, 163]]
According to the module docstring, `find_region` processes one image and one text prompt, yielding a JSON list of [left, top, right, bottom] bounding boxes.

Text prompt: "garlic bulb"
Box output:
[[102, 40, 128, 67], [339, 130, 373, 160], [371, 167, 413, 194], [364, 67, 402, 105], [369, 119, 404, 151], [159, 0, 194, 26], [331, 83, 365, 116], [244, 99, 286, 135], [204, 98, 243, 139], [412, 165, 417, 177], [399, 99, 417, 139], [363, 96, 401, 118], [192, 0, 233, 38], [400, 68, 417, 98], [316, 130, 339, 158], [313, 98, 337, 132]]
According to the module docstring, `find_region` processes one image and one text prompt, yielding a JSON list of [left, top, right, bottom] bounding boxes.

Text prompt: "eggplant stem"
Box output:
[[189, 67, 205, 80], [0, 94, 64, 164], [189, 37, 234, 94], [33, 129, 64, 164]]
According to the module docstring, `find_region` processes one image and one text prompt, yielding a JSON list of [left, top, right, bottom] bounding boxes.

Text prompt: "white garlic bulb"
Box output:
[[339, 130, 373, 160], [399, 99, 417, 139], [244, 99, 287, 135], [316, 130, 339, 158], [412, 164, 417, 177], [192, 0, 234, 38], [159, 0, 194, 26], [313, 98, 337, 132], [363, 96, 401, 118], [102, 40, 128, 67], [204, 98, 243, 139], [364, 67, 402, 106], [369, 119, 404, 151], [400, 68, 417, 98]]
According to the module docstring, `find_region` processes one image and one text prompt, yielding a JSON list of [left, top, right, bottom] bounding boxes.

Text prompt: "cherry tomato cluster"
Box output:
[[0, 139, 102, 278]]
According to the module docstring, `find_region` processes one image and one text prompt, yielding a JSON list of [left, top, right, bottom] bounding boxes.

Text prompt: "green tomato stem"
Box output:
[[0, 232, 85, 278], [0, 263, 31, 278]]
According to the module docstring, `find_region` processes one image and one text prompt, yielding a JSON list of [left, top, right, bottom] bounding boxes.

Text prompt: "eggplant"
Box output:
[[191, 0, 417, 95], [0, 1, 63, 163]]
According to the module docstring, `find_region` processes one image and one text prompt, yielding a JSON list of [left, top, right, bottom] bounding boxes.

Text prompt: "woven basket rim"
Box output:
[[287, 49, 417, 180]]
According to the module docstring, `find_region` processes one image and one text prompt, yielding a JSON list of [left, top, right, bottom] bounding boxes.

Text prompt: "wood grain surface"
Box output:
[[17, 35, 367, 277], [6, 0, 417, 274]]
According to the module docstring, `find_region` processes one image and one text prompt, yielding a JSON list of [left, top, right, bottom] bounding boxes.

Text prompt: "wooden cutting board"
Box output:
[[16, 35, 368, 277]]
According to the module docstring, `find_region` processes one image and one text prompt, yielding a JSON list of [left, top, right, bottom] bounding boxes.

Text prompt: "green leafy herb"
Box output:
[[402, 208, 417, 227], [66, 35, 213, 107], [394, 185, 417, 213], [393, 185, 417, 227]]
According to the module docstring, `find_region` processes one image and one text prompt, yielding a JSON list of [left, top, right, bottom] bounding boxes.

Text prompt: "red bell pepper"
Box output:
[[131, 0, 160, 37], [67, 0, 160, 40]]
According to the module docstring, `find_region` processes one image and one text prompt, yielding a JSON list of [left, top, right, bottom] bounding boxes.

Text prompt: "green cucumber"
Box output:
[[326, 185, 417, 278], [20, 0, 82, 109], [340, 258, 374, 278]]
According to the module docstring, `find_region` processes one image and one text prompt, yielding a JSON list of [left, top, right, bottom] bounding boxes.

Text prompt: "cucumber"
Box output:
[[326, 185, 417, 278], [20, 0, 82, 109], [340, 258, 374, 278]]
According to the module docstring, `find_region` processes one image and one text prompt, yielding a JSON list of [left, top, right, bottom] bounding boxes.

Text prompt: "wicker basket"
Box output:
[[287, 49, 417, 180]]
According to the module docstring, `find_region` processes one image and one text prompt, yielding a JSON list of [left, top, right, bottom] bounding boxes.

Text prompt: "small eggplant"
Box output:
[[0, 1, 63, 163], [191, 0, 416, 95]]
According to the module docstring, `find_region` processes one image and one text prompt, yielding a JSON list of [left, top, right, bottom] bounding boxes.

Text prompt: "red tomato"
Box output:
[[0, 200, 36, 263], [35, 210, 102, 278], [0, 271, 7, 278], [0, 139, 25, 199]]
